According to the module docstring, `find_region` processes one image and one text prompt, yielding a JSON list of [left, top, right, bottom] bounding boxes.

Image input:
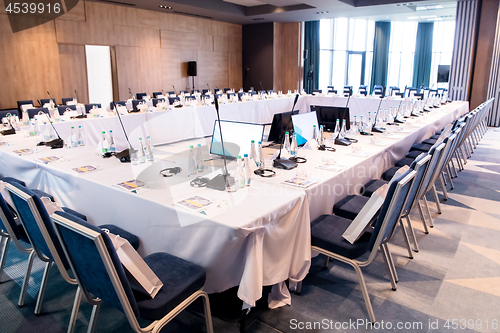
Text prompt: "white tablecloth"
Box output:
[[0, 101, 468, 307]]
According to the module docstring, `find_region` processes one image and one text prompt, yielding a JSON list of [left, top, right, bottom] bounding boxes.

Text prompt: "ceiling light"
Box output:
[[421, 15, 437, 18], [407, 16, 419, 19], [426, 5, 443, 9], [427, 17, 443, 21], [416, 6, 426, 10], [159, 5, 172, 9]]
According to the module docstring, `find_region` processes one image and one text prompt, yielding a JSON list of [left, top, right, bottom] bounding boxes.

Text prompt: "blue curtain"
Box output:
[[303, 21, 320, 94], [412, 22, 434, 88], [370, 21, 391, 93]]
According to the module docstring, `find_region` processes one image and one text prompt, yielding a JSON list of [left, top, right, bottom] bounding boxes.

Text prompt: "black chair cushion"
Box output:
[[61, 207, 87, 221], [395, 158, 414, 168], [99, 224, 140, 251], [405, 150, 423, 159], [382, 167, 399, 181], [362, 179, 388, 197], [422, 138, 438, 145], [311, 214, 373, 259], [409, 142, 433, 152], [1, 177, 26, 186], [135, 252, 206, 320], [434, 130, 443, 135], [430, 135, 440, 140], [32, 189, 54, 202], [333, 195, 370, 220]]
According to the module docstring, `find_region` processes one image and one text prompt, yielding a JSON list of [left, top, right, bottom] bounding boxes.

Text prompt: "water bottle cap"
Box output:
[[251, 140, 255, 143], [237, 155, 241, 159], [102, 131, 105, 133], [285, 131, 289, 134], [313, 125, 316, 127], [244, 154, 248, 157], [190, 145, 194, 148], [258, 141, 262, 144], [147, 136, 151, 139], [78, 126, 81, 128], [71, 126, 74, 129], [44, 122, 47, 124], [139, 137, 142, 140], [197, 144, 201, 147], [109, 130, 112, 133]]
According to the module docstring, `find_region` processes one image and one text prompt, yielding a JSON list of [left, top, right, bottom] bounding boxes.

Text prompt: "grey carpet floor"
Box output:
[[1, 129, 499, 333]]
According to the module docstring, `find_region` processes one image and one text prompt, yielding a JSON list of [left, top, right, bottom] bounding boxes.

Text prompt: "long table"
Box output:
[[0, 101, 468, 308], [37, 95, 406, 151]]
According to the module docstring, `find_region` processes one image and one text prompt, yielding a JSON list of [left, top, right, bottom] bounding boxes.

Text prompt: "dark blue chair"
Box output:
[[413, 93, 424, 100], [0, 110, 19, 121], [85, 103, 101, 113], [28, 108, 49, 120], [327, 85, 334, 91], [373, 85, 383, 94], [132, 100, 147, 112], [191, 89, 200, 94], [166, 91, 175, 96], [223, 88, 231, 93], [312, 89, 322, 94], [258, 90, 266, 95], [51, 211, 214, 333], [238, 92, 245, 101], [202, 89, 210, 95], [4, 181, 140, 325], [343, 86, 353, 96], [57, 105, 77, 115], [136, 93, 147, 100], [389, 86, 400, 96], [17, 100, 34, 114], [268, 90, 275, 94], [152, 98, 165, 107], [168, 97, 180, 105], [40, 98, 57, 107], [180, 90, 189, 95], [327, 89, 337, 94], [300, 170, 416, 323], [249, 91, 257, 96], [152, 92, 162, 98], [61, 98, 75, 105], [185, 95, 196, 101], [406, 88, 418, 98], [110, 101, 127, 111]]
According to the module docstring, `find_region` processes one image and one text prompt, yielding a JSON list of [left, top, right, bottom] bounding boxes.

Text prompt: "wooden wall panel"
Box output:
[[58, 44, 88, 104], [273, 22, 301, 92], [0, 0, 242, 108]]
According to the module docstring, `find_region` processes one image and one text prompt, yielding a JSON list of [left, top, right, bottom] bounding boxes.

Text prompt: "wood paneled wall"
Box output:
[[273, 22, 302, 93], [0, 1, 242, 108]]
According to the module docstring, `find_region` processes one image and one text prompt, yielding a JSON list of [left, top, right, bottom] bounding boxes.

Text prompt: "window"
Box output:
[[430, 21, 455, 89], [387, 21, 418, 89], [319, 18, 375, 93]]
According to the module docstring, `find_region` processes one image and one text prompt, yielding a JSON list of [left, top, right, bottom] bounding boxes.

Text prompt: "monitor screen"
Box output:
[[210, 120, 265, 158], [292, 111, 319, 146], [310, 105, 350, 132], [267, 110, 299, 143]]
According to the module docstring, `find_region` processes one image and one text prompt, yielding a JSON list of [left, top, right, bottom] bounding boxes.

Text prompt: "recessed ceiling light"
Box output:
[[421, 15, 437, 18], [159, 5, 172, 9], [408, 16, 419, 19], [416, 4, 443, 11], [427, 17, 443, 21]]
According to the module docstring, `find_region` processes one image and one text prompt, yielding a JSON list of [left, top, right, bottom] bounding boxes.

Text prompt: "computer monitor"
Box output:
[[210, 120, 265, 158], [267, 110, 299, 143], [292, 111, 319, 146], [310, 105, 350, 132]]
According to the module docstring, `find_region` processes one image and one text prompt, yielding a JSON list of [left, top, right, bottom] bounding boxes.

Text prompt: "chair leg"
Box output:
[[398, 219, 413, 259], [439, 175, 449, 201], [201, 292, 214, 333], [0, 236, 11, 283], [446, 165, 455, 189], [87, 303, 101, 333], [35, 261, 53, 315], [380, 244, 397, 290], [404, 215, 419, 252], [323, 255, 330, 269], [417, 201, 429, 234], [423, 196, 434, 228], [295, 281, 302, 294], [19, 250, 36, 307], [432, 184, 442, 214], [67, 287, 83, 333], [351, 262, 376, 323], [383, 243, 398, 283]]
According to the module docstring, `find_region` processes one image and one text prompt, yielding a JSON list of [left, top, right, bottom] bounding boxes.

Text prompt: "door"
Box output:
[[346, 51, 366, 89]]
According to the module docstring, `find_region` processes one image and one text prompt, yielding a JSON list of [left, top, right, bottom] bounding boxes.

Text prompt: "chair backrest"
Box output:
[[343, 86, 353, 96], [238, 92, 245, 101], [202, 89, 210, 95], [61, 98, 74, 105], [17, 100, 34, 112], [327, 90, 337, 94], [373, 85, 383, 92], [40, 98, 56, 106], [367, 170, 416, 256], [152, 98, 165, 107], [136, 93, 147, 100], [185, 95, 196, 101], [0, 182, 30, 251], [152, 92, 162, 98], [258, 90, 266, 95], [57, 105, 77, 115], [28, 107, 49, 120], [110, 101, 126, 110], [414, 93, 424, 100], [312, 89, 322, 94], [402, 153, 432, 215], [166, 91, 175, 96], [180, 90, 189, 94], [52, 211, 140, 318], [0, 110, 19, 121], [223, 88, 231, 93], [168, 97, 180, 104], [4, 182, 71, 277], [85, 104, 102, 113], [249, 91, 257, 96], [426, 132, 457, 191]]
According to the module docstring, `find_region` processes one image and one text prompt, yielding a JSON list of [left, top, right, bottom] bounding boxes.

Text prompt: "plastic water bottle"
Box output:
[[334, 119, 340, 138], [319, 125, 324, 145], [235, 155, 245, 188], [42, 122, 51, 141], [243, 154, 251, 186], [352, 116, 358, 134], [290, 133, 298, 157], [384, 108, 388, 122], [249, 140, 258, 166], [283, 131, 290, 152], [256, 141, 263, 169], [146, 136, 154, 162], [101, 131, 109, 153], [366, 112, 372, 134], [77, 126, 85, 146], [137, 138, 145, 163], [29, 121, 36, 136], [188, 145, 197, 174], [108, 130, 116, 153], [312, 125, 318, 142], [341, 119, 347, 138], [70, 126, 78, 147], [359, 116, 364, 133], [196, 143, 204, 172]]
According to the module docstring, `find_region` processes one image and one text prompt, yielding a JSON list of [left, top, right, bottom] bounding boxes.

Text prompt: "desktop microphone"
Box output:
[[172, 85, 177, 95], [206, 94, 235, 191], [273, 94, 299, 170], [128, 88, 134, 99], [112, 101, 133, 163], [47, 91, 56, 106], [0, 113, 16, 136], [370, 95, 386, 133], [207, 83, 210, 94], [74, 90, 79, 102], [260, 81, 265, 91], [36, 113, 64, 148], [394, 98, 406, 124], [334, 95, 352, 146]]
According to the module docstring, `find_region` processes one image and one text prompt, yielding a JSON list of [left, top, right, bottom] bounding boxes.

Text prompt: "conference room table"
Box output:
[[0, 100, 468, 309], [40, 94, 406, 151]]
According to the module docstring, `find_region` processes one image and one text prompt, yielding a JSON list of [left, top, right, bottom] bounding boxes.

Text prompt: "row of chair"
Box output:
[[297, 98, 493, 323], [313, 85, 448, 98], [0, 177, 213, 333]]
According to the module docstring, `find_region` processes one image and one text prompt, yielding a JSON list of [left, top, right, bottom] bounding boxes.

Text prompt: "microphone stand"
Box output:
[[37, 113, 64, 148], [334, 95, 352, 146], [371, 95, 386, 133], [273, 94, 299, 169], [393, 98, 406, 124], [172, 85, 177, 95], [112, 101, 133, 162], [129, 88, 134, 100], [74, 90, 79, 102], [206, 94, 234, 191]]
